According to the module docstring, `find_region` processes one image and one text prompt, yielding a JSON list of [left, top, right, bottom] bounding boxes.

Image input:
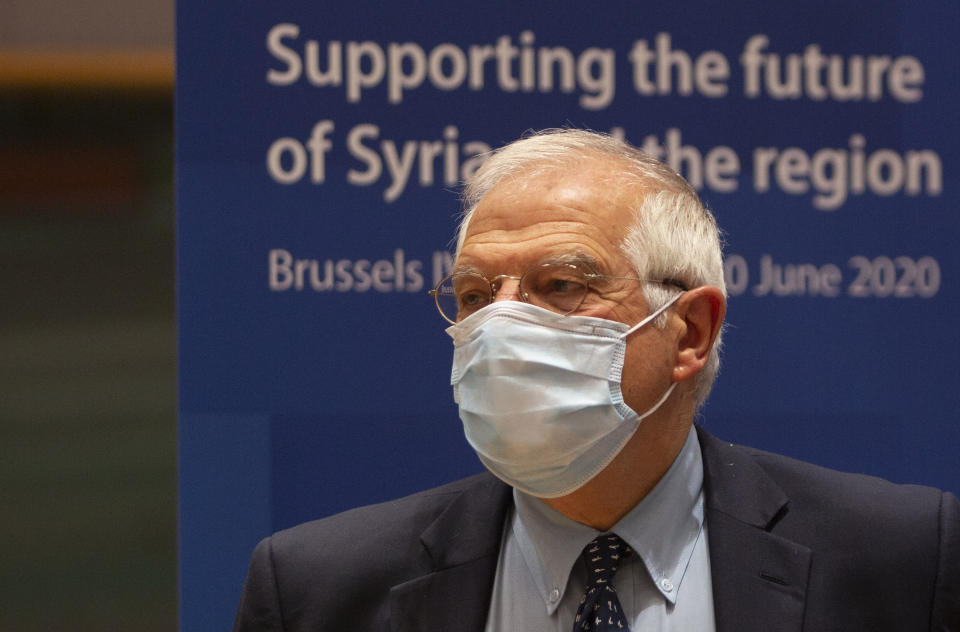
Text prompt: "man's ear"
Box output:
[[671, 286, 726, 383]]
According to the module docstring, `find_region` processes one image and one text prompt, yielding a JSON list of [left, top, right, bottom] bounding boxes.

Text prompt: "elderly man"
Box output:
[[234, 130, 959, 631]]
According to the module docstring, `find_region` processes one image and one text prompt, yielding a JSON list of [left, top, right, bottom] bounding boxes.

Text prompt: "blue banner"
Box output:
[[177, 2, 959, 629]]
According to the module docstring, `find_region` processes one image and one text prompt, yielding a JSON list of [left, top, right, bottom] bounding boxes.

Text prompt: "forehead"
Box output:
[[457, 156, 643, 273]]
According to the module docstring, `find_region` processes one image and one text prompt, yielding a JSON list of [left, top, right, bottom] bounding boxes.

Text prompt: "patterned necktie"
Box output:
[[572, 534, 632, 632]]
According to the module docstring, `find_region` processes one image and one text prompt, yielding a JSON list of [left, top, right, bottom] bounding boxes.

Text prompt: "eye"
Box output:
[[544, 277, 585, 294], [451, 274, 491, 314], [524, 264, 590, 314], [458, 290, 487, 309], [533, 269, 588, 297]]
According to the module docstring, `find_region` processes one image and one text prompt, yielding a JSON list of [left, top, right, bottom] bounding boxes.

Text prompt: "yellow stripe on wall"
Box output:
[[0, 49, 174, 89]]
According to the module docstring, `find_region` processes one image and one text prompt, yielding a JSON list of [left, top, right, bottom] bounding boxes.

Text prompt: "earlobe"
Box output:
[[672, 287, 726, 383]]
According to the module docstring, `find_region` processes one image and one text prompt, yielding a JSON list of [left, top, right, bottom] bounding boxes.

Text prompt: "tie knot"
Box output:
[[580, 533, 631, 585]]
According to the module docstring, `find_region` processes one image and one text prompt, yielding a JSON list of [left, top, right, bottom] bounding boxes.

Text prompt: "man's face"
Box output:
[[455, 156, 679, 417]]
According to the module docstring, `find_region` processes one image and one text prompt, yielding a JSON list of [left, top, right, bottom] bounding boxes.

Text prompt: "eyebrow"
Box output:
[[544, 252, 601, 271], [451, 252, 603, 277], [450, 263, 484, 276]]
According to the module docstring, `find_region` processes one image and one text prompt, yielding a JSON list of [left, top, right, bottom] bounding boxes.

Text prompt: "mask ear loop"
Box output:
[[622, 291, 684, 338]]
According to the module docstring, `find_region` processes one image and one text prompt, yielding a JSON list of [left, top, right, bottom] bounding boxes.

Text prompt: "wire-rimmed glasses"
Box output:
[[429, 261, 687, 324]]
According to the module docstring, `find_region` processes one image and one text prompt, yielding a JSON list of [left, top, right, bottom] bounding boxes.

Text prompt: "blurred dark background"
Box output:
[[1, 2, 176, 629]]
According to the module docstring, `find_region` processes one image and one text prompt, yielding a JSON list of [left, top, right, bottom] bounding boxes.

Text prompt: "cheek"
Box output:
[[619, 334, 674, 411], [576, 298, 622, 320]]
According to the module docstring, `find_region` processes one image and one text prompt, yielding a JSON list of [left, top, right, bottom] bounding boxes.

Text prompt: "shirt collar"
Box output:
[[511, 425, 705, 613]]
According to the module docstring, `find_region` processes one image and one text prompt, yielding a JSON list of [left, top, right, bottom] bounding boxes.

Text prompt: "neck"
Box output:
[[542, 415, 694, 531]]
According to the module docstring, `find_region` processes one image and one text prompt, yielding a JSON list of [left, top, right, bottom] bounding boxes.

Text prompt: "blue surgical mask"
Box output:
[[446, 295, 680, 498]]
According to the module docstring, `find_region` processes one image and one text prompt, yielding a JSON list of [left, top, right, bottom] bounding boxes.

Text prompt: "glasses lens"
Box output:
[[521, 263, 589, 315], [435, 272, 491, 322]]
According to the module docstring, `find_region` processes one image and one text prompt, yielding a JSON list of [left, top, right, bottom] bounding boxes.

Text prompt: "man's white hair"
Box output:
[[456, 128, 727, 408]]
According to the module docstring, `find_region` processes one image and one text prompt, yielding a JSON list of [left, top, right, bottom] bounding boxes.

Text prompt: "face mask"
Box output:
[[446, 295, 681, 498]]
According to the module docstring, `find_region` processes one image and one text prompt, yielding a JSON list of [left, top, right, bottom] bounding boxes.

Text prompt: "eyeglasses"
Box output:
[[429, 261, 688, 324]]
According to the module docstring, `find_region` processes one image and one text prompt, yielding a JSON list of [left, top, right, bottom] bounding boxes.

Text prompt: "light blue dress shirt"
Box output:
[[484, 426, 716, 631]]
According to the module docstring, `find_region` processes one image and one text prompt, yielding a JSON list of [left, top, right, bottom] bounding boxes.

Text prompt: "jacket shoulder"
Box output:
[[698, 426, 949, 529], [698, 427, 959, 630], [270, 472, 501, 572], [744, 442, 947, 522], [235, 472, 509, 631]]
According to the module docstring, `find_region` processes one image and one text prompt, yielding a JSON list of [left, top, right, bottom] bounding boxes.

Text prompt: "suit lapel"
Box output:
[[698, 428, 811, 632], [389, 474, 511, 632]]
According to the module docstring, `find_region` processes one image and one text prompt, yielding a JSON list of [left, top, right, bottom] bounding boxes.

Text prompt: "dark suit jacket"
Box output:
[[234, 428, 960, 631]]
